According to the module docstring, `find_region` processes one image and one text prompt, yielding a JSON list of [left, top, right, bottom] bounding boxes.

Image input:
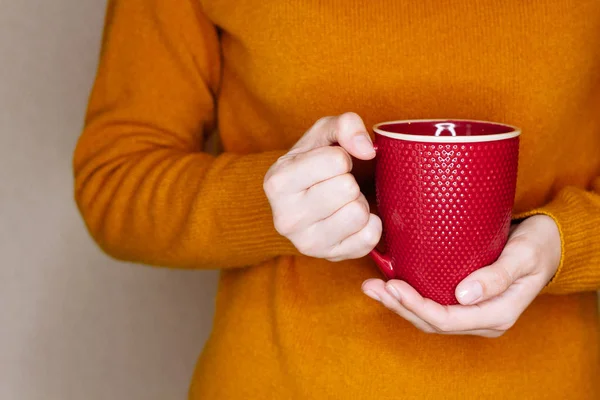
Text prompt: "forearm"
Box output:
[[74, 143, 296, 269]]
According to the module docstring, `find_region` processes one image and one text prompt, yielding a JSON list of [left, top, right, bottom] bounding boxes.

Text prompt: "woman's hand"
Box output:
[[362, 215, 561, 337], [264, 112, 382, 261]]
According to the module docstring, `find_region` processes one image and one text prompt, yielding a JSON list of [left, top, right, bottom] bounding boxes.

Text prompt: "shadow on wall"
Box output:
[[26, 226, 219, 399]]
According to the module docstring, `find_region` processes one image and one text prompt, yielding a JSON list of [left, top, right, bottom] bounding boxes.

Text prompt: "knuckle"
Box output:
[[304, 116, 333, 139], [272, 216, 288, 235], [487, 267, 513, 292], [408, 322, 439, 335], [490, 306, 518, 328], [510, 236, 540, 267], [362, 217, 382, 247], [294, 229, 325, 257], [272, 214, 299, 236], [338, 173, 360, 200], [433, 322, 452, 334], [326, 249, 351, 262], [324, 244, 346, 262], [423, 313, 447, 332], [521, 243, 540, 266], [262, 178, 275, 196], [496, 319, 517, 332], [486, 330, 507, 338], [428, 314, 452, 333], [418, 325, 436, 334], [328, 147, 353, 173], [381, 296, 399, 310], [313, 115, 334, 130], [345, 243, 373, 260], [295, 240, 319, 257], [337, 112, 362, 130], [263, 171, 288, 195], [346, 200, 370, 228]]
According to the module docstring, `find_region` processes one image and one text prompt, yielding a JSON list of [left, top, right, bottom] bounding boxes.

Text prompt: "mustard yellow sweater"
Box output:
[[74, 1, 600, 398]]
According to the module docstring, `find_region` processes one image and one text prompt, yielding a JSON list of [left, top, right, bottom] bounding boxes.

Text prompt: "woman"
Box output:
[[73, 0, 600, 398]]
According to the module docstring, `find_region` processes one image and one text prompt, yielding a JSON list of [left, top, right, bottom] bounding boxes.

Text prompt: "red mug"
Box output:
[[369, 119, 521, 305]]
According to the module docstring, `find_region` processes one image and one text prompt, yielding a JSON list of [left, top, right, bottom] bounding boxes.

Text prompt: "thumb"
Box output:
[[290, 112, 375, 160], [455, 251, 525, 305]]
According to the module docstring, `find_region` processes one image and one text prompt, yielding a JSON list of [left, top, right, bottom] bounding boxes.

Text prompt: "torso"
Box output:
[[192, 1, 600, 398]]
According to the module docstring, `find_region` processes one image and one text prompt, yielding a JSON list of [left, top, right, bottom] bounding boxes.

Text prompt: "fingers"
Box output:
[[388, 280, 525, 333], [327, 213, 382, 261], [300, 173, 361, 221], [308, 193, 370, 245], [264, 112, 380, 262], [362, 279, 436, 333], [290, 112, 375, 160], [269, 171, 364, 234], [455, 235, 539, 306], [265, 146, 353, 194], [282, 193, 379, 259], [391, 281, 489, 332], [455, 257, 515, 305], [362, 280, 507, 337]]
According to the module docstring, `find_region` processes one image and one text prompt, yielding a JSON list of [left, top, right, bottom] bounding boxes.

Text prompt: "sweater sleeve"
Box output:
[[73, 0, 296, 269], [515, 176, 600, 294]]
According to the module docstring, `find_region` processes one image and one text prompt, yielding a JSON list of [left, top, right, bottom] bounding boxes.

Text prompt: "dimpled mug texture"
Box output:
[[372, 121, 520, 305]]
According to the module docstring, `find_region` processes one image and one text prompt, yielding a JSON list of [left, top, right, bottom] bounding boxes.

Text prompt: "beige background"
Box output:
[[0, 1, 219, 399]]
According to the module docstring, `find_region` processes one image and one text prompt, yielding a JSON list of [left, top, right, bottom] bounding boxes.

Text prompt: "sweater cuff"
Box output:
[[513, 189, 600, 295], [214, 150, 300, 263]]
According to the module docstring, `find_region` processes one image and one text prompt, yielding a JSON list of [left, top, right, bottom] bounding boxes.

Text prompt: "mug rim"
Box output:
[[373, 119, 521, 143]]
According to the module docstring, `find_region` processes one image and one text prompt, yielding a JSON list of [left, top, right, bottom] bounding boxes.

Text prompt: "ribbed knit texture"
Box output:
[[74, 1, 600, 398], [516, 177, 600, 294]]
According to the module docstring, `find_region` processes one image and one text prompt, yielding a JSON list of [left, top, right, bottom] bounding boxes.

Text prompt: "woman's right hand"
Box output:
[[264, 112, 382, 261]]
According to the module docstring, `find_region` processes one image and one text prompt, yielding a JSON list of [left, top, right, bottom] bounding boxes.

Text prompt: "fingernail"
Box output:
[[385, 283, 401, 301], [363, 290, 381, 302], [353, 135, 374, 155], [457, 281, 483, 305]]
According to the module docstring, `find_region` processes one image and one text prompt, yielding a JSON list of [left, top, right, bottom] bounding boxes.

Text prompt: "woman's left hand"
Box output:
[[362, 215, 561, 338]]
